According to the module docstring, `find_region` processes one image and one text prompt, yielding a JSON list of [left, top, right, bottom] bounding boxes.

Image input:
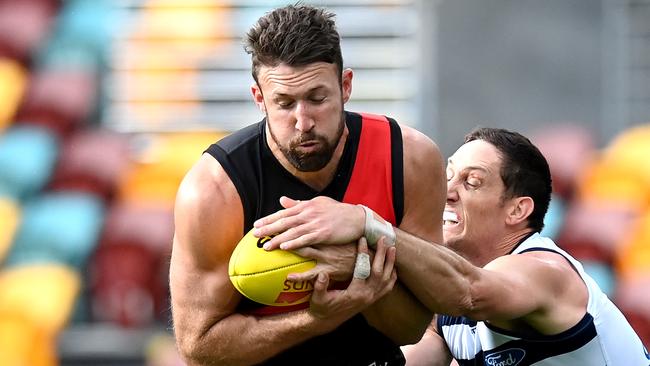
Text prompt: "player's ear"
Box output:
[[341, 68, 353, 104], [251, 82, 266, 113], [505, 196, 534, 226]]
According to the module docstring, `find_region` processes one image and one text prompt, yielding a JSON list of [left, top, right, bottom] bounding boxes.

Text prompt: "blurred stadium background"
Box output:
[[0, 0, 648, 365]]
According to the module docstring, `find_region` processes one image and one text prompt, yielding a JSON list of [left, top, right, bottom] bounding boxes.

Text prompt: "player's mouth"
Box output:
[[297, 141, 320, 152], [443, 210, 460, 227]]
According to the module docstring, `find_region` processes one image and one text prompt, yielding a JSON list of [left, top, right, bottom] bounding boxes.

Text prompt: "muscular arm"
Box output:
[[171, 155, 350, 365], [392, 229, 588, 333]]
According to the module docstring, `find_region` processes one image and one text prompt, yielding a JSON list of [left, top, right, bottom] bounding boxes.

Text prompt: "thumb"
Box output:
[[279, 196, 300, 209]]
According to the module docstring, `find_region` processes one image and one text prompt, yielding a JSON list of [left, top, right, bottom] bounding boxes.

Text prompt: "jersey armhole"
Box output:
[[204, 144, 254, 235], [387, 117, 404, 226]]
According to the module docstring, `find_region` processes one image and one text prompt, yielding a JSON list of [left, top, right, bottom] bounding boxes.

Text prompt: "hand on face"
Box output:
[[253, 196, 365, 250], [308, 237, 397, 328]]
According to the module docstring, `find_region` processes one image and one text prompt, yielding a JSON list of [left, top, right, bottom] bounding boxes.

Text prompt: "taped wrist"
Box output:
[[358, 204, 396, 248]]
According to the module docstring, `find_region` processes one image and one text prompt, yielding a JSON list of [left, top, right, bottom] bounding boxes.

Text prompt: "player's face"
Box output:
[[443, 140, 510, 259], [252, 62, 352, 172]]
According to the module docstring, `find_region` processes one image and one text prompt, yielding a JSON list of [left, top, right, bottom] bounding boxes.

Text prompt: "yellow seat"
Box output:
[[0, 197, 20, 263], [0, 58, 27, 131], [0, 264, 80, 336], [118, 131, 227, 206], [0, 314, 55, 366], [617, 211, 650, 280]]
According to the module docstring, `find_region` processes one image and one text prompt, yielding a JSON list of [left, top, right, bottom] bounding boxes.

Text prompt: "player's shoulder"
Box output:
[[209, 120, 264, 155], [399, 124, 443, 171], [176, 153, 240, 215]]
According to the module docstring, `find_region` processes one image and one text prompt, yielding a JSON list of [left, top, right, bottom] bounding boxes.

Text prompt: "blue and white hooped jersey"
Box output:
[[437, 233, 650, 366]]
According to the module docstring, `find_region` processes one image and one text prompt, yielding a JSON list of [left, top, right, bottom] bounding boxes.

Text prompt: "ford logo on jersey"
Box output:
[[485, 348, 526, 366]]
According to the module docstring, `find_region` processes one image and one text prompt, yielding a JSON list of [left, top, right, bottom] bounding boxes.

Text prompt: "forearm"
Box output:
[[394, 229, 479, 316], [363, 282, 432, 345], [177, 309, 328, 366]]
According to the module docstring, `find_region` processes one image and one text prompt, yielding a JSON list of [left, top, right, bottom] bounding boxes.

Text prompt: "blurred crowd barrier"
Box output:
[[0, 1, 648, 365]]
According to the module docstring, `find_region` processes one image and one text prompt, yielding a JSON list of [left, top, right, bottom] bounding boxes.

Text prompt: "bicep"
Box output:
[[469, 254, 568, 322], [170, 154, 244, 346], [399, 126, 446, 243]]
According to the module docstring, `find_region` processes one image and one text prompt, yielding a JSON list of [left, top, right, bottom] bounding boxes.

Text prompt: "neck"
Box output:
[[495, 228, 535, 256], [269, 126, 349, 192], [464, 228, 535, 267]]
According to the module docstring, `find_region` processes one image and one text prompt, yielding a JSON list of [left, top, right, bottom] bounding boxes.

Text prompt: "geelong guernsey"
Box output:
[[438, 233, 649, 366], [205, 111, 406, 366]]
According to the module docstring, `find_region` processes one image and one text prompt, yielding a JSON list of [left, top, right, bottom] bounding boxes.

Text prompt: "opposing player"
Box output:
[[255, 127, 649, 365], [169, 4, 446, 365]]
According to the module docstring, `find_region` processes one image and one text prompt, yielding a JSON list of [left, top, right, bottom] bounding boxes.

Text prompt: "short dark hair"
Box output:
[[244, 4, 344, 84], [464, 127, 552, 233]]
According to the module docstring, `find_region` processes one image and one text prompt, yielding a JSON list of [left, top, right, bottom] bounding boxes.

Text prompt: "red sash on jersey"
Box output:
[[342, 112, 396, 225]]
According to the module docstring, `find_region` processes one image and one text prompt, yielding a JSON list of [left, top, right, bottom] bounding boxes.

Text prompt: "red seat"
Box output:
[[48, 129, 131, 201], [0, 0, 59, 62], [614, 276, 650, 347], [89, 202, 173, 327], [556, 200, 640, 264], [531, 124, 596, 201], [15, 68, 98, 137]]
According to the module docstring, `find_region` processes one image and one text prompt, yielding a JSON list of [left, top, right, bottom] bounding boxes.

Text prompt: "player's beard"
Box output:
[[268, 111, 345, 172]]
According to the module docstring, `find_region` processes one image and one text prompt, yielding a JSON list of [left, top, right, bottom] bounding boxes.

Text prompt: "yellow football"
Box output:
[[228, 229, 316, 307]]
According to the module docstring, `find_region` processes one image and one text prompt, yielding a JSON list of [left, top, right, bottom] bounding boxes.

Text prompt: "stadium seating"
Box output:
[[0, 196, 20, 263], [0, 0, 59, 63], [0, 264, 80, 366], [15, 68, 98, 137], [4, 192, 105, 270], [89, 202, 174, 327], [117, 132, 225, 207], [0, 58, 27, 131], [0, 125, 59, 200], [48, 128, 131, 202]]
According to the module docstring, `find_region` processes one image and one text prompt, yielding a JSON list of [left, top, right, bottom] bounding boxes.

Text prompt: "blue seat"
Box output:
[[541, 194, 566, 240], [0, 126, 59, 200], [581, 260, 616, 297], [36, 0, 119, 70], [4, 192, 105, 270]]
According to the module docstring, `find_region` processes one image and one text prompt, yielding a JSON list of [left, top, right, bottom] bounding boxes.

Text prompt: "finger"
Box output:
[[311, 272, 330, 303], [253, 204, 300, 230], [292, 246, 317, 259], [279, 196, 301, 209], [372, 237, 387, 276], [357, 237, 369, 255], [383, 246, 396, 282], [287, 268, 318, 282], [278, 232, 320, 251], [262, 225, 305, 250], [352, 237, 371, 281]]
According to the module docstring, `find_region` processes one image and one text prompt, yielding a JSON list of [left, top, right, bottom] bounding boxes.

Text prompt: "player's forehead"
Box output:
[[257, 62, 339, 96], [447, 140, 502, 172]]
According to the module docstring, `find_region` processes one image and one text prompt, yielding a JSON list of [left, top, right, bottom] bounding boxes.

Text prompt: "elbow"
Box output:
[[176, 336, 205, 366], [175, 331, 227, 366]]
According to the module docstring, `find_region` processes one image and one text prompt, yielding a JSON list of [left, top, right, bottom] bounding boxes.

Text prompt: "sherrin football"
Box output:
[[228, 229, 316, 307]]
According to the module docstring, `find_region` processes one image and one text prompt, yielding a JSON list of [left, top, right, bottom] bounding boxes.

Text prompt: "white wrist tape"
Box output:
[[353, 252, 371, 280], [358, 205, 396, 248]]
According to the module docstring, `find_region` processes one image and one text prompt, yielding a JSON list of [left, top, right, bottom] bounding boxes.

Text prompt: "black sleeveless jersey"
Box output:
[[205, 111, 406, 365]]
